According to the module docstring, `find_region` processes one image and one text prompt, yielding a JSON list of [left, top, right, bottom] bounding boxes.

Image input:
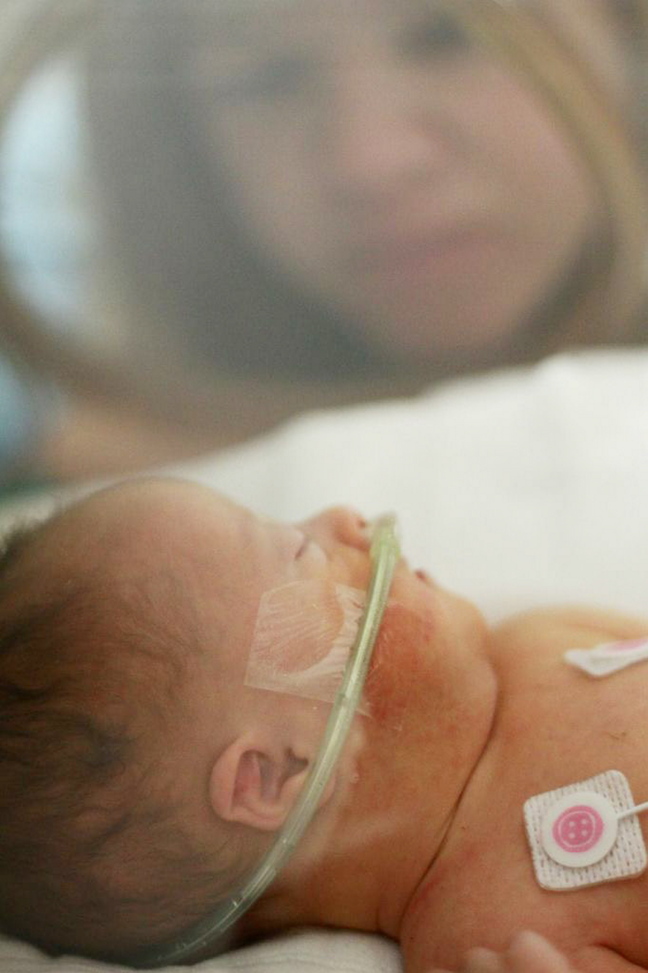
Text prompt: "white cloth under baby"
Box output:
[[564, 637, 648, 678], [524, 770, 648, 890]]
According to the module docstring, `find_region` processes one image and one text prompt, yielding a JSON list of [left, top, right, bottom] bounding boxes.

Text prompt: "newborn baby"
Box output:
[[1, 478, 647, 973]]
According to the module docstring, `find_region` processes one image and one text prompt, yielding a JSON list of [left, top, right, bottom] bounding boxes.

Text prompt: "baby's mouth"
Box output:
[[415, 568, 435, 587]]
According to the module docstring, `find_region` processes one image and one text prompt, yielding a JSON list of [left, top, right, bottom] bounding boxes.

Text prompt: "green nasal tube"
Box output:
[[128, 514, 400, 969]]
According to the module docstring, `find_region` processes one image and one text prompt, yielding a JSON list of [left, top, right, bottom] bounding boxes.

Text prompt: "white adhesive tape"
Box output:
[[244, 580, 367, 706]]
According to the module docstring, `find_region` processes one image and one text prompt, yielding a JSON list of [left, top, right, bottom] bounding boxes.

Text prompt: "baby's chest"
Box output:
[[401, 847, 648, 972], [497, 645, 648, 844], [402, 658, 648, 971]]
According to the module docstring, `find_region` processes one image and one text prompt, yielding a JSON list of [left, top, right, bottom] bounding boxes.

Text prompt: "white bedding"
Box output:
[[2, 346, 648, 973], [0, 930, 400, 973], [175, 346, 648, 622]]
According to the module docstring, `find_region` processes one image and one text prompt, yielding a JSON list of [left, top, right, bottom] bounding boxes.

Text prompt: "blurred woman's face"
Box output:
[[196, 0, 620, 368]]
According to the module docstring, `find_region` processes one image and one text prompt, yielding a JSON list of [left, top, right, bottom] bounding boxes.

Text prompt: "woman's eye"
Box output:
[[212, 55, 313, 104], [402, 14, 471, 60]]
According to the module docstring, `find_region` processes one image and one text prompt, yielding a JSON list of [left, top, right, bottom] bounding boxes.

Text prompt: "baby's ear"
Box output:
[[209, 735, 311, 831]]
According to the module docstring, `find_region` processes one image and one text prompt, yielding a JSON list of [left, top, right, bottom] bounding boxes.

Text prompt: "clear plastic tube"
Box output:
[[128, 514, 401, 968]]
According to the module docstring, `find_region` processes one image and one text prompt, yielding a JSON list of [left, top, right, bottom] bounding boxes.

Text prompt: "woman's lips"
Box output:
[[349, 227, 497, 281]]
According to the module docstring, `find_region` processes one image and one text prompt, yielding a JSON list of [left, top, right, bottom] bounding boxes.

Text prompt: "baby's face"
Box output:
[[53, 478, 485, 703], [46, 479, 495, 851]]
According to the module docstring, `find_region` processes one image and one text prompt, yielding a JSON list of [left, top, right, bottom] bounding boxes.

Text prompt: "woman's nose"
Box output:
[[323, 66, 448, 197], [299, 506, 370, 550]]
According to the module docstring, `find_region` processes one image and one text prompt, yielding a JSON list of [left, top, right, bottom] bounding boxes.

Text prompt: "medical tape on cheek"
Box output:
[[244, 580, 369, 709]]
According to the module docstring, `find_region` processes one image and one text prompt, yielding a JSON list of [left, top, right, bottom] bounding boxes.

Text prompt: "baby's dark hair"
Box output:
[[0, 511, 241, 962]]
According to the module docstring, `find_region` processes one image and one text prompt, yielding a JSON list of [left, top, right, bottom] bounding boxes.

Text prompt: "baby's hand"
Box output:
[[432, 931, 575, 973]]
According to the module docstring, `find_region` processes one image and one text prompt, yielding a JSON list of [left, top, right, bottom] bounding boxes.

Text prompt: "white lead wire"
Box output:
[[617, 800, 648, 821]]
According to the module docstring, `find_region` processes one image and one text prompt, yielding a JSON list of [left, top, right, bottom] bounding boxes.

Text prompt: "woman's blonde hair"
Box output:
[[454, 0, 648, 351]]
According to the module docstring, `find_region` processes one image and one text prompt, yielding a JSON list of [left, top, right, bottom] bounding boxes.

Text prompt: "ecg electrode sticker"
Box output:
[[524, 770, 647, 891], [244, 581, 367, 706]]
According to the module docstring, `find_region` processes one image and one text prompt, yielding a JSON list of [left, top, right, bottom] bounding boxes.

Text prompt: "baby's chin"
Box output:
[[359, 582, 488, 733]]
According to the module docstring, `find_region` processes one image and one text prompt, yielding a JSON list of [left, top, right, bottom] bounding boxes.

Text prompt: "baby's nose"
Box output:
[[300, 506, 370, 551]]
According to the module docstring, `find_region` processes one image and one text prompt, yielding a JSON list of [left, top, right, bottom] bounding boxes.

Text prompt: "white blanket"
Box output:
[[2, 346, 648, 973], [0, 930, 400, 973], [175, 346, 648, 622]]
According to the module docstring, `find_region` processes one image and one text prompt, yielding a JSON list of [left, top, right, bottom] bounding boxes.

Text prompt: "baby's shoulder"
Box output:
[[485, 603, 648, 748], [489, 604, 648, 679]]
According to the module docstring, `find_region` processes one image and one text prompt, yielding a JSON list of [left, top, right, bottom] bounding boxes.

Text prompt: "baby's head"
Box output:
[[0, 479, 491, 962], [0, 482, 250, 959]]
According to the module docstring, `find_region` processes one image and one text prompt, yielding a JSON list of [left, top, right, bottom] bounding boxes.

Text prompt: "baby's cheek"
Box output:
[[362, 603, 438, 731]]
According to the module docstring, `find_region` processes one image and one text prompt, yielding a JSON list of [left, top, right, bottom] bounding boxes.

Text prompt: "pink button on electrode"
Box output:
[[541, 791, 618, 868]]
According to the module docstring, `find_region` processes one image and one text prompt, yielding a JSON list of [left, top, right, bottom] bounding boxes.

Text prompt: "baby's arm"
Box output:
[[430, 932, 648, 972]]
